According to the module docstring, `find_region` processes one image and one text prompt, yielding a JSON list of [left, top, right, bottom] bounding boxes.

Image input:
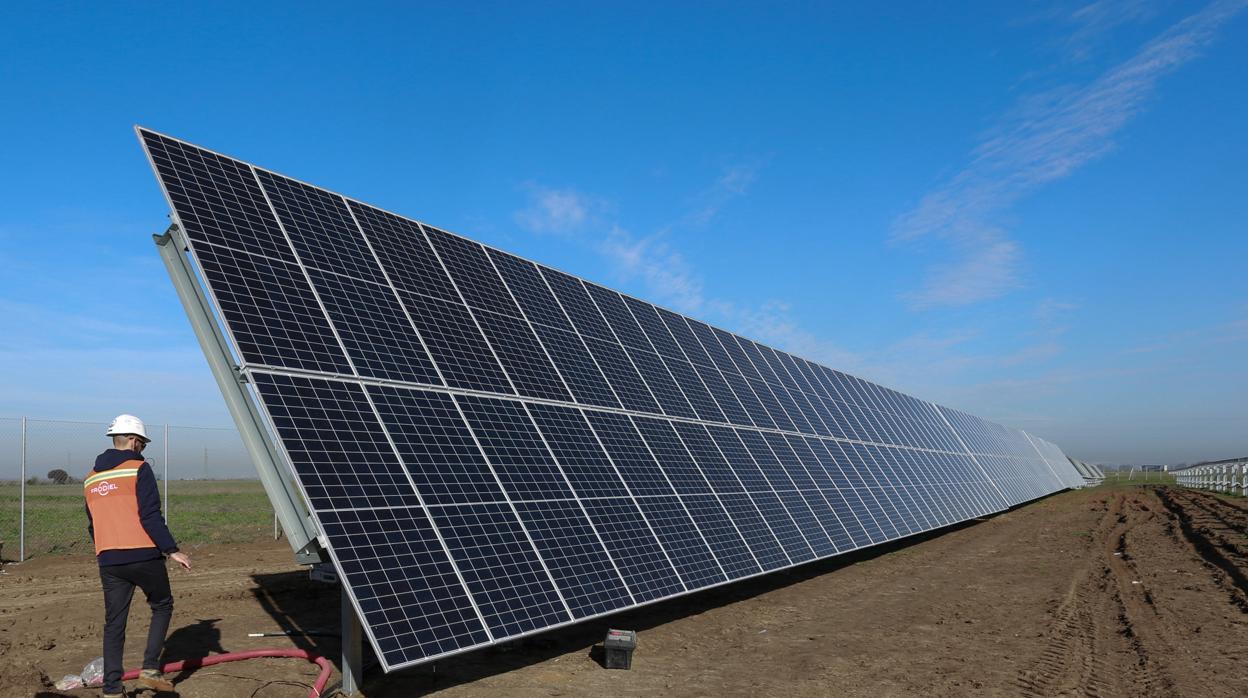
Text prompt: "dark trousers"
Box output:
[[99, 558, 173, 693]]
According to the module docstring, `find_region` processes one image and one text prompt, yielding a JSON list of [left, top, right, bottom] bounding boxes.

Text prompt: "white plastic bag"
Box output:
[[53, 675, 84, 691], [81, 656, 105, 687]]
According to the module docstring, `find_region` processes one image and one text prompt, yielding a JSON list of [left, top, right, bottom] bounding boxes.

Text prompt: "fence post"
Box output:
[[20, 416, 27, 562], [163, 424, 170, 517]]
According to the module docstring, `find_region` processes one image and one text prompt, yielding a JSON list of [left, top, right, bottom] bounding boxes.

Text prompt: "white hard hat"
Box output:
[[106, 414, 151, 443]]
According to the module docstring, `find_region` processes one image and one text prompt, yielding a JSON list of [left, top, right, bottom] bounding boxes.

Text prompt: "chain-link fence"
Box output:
[[0, 417, 279, 561]]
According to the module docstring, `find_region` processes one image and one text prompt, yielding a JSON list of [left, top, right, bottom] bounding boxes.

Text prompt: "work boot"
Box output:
[[138, 668, 175, 692]]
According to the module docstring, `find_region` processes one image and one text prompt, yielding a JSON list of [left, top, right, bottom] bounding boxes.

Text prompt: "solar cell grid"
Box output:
[[680, 494, 761, 579], [318, 506, 489, 666], [712, 329, 764, 381], [138, 127, 1084, 672], [634, 496, 726, 588], [659, 357, 727, 423], [472, 309, 573, 402], [428, 503, 570, 637], [525, 403, 630, 499], [347, 202, 462, 303], [706, 426, 774, 493], [581, 336, 663, 414], [367, 385, 506, 506], [141, 130, 296, 262], [540, 268, 616, 341], [394, 289, 514, 394], [585, 411, 677, 497], [715, 492, 790, 570], [583, 283, 653, 352], [511, 499, 633, 618], [621, 296, 685, 360], [453, 395, 575, 502], [253, 373, 421, 511], [527, 324, 621, 409], [258, 170, 388, 284], [720, 370, 776, 429], [748, 376, 799, 432], [656, 307, 715, 367], [305, 269, 442, 385], [669, 422, 747, 494], [580, 498, 685, 602], [424, 226, 523, 317], [631, 416, 714, 496], [686, 319, 741, 376], [627, 348, 697, 419], [692, 363, 753, 426], [191, 243, 352, 374], [485, 250, 576, 332]]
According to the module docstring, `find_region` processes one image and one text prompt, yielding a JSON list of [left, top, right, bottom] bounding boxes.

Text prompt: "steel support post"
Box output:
[[19, 416, 26, 562], [154, 227, 323, 564], [342, 586, 362, 695]]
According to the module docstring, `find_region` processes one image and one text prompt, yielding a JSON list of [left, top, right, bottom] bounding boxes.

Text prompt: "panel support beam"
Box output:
[[342, 586, 363, 695], [154, 225, 325, 564]]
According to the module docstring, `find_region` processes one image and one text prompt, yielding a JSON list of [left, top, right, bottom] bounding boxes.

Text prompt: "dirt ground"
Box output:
[[2, 483, 1246, 697]]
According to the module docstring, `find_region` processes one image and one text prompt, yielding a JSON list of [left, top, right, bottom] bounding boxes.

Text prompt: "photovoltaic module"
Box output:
[[137, 127, 1083, 671]]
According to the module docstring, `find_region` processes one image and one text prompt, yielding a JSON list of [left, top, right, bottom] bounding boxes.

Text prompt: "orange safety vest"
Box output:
[[84, 460, 157, 554]]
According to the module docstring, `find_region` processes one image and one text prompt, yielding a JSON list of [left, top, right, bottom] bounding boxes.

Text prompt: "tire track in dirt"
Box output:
[[1016, 490, 1178, 697], [1154, 488, 1248, 614]]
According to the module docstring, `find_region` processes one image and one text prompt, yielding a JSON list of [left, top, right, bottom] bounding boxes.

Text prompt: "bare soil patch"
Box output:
[[2, 484, 1244, 697]]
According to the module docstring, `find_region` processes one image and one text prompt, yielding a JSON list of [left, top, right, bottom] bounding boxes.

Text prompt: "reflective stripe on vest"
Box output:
[[84, 460, 157, 554]]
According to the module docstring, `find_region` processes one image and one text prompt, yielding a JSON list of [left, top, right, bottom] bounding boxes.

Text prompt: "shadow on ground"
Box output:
[[245, 499, 1061, 696]]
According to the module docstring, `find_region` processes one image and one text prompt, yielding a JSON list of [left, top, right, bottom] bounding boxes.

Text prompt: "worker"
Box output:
[[85, 414, 192, 698]]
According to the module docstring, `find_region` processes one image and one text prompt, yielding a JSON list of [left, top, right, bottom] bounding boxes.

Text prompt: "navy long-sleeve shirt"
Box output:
[[85, 448, 179, 566]]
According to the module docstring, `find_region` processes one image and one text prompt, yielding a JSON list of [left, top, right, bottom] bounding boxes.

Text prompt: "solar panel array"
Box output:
[[1067, 457, 1105, 485], [138, 127, 1083, 671]]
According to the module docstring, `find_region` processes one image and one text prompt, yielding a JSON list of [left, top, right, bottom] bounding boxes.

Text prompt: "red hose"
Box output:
[[119, 648, 334, 697]]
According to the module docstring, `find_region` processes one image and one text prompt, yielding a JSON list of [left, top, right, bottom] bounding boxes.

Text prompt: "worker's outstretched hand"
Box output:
[[169, 552, 192, 571]]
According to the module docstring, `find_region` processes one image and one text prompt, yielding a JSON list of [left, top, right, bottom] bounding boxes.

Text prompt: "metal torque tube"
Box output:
[[154, 225, 324, 564]]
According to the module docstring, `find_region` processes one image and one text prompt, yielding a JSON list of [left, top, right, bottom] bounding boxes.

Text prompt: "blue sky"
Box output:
[[0, 1, 1244, 465]]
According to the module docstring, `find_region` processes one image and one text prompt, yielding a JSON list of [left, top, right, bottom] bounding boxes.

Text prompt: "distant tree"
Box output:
[[47, 469, 70, 485]]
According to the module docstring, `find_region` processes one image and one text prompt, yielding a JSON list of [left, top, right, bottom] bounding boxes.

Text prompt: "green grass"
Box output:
[[0, 479, 277, 559]]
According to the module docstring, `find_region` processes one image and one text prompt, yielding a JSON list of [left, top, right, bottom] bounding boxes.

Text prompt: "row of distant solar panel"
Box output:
[[139, 127, 1081, 671]]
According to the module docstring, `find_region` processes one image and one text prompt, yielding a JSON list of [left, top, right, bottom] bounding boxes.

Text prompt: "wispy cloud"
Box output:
[[592, 162, 760, 313], [0, 298, 177, 349], [680, 164, 761, 228], [599, 225, 707, 314], [1065, 0, 1159, 60], [513, 184, 601, 235], [516, 164, 878, 372], [894, 0, 1245, 309]]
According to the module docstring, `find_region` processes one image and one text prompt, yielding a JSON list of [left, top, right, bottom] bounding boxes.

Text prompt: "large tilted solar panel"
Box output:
[[137, 127, 1083, 670]]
